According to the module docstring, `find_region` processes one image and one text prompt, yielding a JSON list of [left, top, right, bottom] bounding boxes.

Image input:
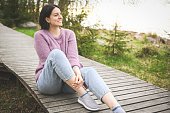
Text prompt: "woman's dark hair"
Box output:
[[39, 5, 60, 30]]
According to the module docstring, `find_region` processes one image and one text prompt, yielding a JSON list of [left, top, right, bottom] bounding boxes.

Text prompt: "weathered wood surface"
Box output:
[[0, 23, 169, 113]]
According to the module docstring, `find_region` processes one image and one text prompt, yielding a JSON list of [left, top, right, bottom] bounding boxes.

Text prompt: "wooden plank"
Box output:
[[111, 83, 152, 92], [1, 55, 37, 60], [157, 109, 170, 113], [115, 88, 167, 100], [118, 92, 169, 106], [110, 85, 160, 96], [0, 64, 35, 76], [47, 102, 87, 113], [129, 102, 170, 113], [59, 108, 92, 113]]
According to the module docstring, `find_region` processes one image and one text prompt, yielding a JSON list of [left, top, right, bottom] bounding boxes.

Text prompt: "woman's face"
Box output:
[[46, 7, 63, 27]]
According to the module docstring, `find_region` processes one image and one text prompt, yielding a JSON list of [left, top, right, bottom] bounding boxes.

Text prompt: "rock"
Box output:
[[146, 37, 157, 43], [20, 22, 38, 29], [162, 37, 170, 45], [166, 38, 170, 45], [134, 33, 143, 40], [97, 39, 105, 46]]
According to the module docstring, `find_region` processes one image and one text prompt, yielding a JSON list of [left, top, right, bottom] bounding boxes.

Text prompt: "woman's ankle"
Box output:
[[111, 106, 126, 113], [102, 92, 120, 110], [65, 76, 86, 95], [76, 86, 87, 96]]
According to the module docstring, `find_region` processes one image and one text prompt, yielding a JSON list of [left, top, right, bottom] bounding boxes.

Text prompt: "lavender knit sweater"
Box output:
[[34, 28, 83, 81]]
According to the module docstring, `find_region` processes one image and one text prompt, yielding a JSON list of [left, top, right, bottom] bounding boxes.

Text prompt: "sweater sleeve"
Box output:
[[34, 31, 51, 65], [67, 31, 81, 68]]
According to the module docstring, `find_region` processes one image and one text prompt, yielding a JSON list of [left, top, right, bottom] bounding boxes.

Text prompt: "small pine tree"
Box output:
[[103, 23, 128, 55]]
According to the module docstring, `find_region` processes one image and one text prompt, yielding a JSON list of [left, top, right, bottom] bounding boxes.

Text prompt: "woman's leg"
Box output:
[[102, 92, 120, 109], [37, 49, 99, 111], [80, 67, 111, 100], [80, 67, 125, 112], [37, 49, 86, 95]]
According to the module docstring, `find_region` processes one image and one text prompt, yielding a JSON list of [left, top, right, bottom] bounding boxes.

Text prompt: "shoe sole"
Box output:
[[78, 99, 100, 111]]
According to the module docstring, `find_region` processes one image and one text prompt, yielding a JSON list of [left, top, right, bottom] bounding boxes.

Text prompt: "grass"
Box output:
[[0, 72, 45, 113], [89, 39, 170, 90], [15, 28, 38, 37], [14, 28, 170, 90]]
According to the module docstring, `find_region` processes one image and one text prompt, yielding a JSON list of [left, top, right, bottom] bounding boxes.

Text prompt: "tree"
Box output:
[[35, 0, 41, 22], [0, 0, 19, 27], [103, 23, 128, 55], [0, 0, 36, 27], [0, 0, 93, 28]]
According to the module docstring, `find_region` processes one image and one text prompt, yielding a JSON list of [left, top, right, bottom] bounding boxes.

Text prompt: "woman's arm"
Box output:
[[67, 31, 81, 68], [34, 31, 51, 63], [72, 66, 84, 89], [66, 31, 84, 88]]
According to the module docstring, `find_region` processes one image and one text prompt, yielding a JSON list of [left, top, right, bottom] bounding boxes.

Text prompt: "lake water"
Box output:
[[83, 0, 170, 39]]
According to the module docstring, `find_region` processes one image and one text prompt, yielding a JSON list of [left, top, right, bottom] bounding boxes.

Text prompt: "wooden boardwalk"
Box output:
[[0, 23, 169, 113]]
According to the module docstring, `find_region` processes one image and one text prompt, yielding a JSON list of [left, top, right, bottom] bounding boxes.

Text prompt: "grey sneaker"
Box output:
[[78, 93, 100, 111]]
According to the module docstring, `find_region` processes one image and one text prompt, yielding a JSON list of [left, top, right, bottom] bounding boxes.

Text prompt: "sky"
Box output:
[[83, 0, 170, 38]]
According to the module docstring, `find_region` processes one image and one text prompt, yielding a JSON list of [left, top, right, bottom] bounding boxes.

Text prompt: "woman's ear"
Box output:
[[45, 17, 50, 23]]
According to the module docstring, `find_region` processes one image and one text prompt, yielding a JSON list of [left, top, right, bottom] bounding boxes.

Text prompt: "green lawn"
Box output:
[[15, 28, 38, 37], [88, 38, 170, 90]]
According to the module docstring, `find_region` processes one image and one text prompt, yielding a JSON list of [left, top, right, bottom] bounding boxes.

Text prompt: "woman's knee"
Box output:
[[83, 67, 99, 79], [37, 81, 62, 95], [87, 67, 97, 74], [50, 49, 65, 59]]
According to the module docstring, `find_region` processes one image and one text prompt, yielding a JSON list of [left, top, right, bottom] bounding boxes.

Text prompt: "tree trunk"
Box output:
[[36, 0, 40, 22], [112, 45, 115, 55]]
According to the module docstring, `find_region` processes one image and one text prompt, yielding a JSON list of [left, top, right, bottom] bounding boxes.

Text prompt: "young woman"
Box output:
[[34, 4, 126, 113]]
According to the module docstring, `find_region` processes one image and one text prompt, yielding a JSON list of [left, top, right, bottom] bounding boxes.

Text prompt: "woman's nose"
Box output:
[[59, 14, 63, 19]]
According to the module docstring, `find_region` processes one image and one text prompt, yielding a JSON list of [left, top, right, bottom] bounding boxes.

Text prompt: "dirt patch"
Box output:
[[0, 71, 46, 113]]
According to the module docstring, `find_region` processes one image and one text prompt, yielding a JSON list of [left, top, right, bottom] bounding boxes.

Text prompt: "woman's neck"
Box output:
[[48, 26, 61, 38]]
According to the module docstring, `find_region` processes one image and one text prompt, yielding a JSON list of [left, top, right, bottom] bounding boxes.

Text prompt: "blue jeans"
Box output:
[[37, 49, 111, 100]]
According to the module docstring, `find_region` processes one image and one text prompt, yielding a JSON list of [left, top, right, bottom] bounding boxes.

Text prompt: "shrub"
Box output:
[[146, 32, 158, 39], [135, 45, 159, 58], [143, 35, 147, 42], [76, 28, 97, 57]]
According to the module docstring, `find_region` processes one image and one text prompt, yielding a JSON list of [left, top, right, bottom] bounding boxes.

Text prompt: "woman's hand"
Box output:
[[72, 66, 84, 89]]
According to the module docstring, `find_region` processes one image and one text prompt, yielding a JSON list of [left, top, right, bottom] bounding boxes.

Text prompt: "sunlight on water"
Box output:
[[84, 0, 170, 38]]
